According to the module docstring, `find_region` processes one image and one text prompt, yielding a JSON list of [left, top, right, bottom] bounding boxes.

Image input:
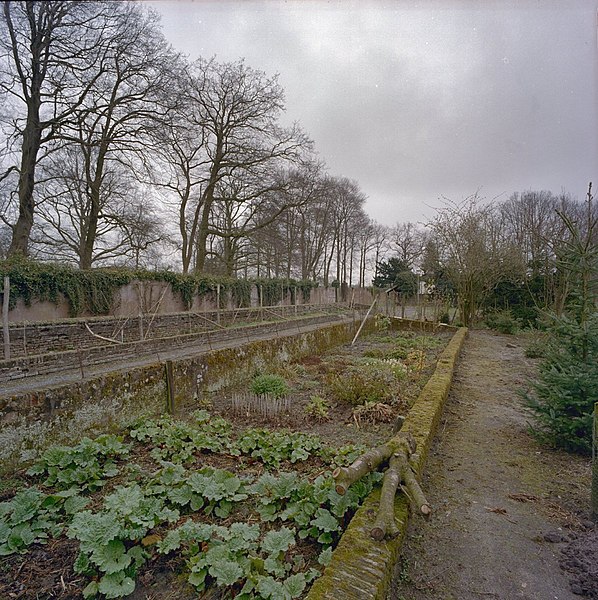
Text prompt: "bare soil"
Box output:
[[390, 330, 595, 600]]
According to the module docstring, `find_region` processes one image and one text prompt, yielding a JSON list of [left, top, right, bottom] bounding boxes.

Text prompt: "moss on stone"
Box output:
[[305, 326, 467, 600]]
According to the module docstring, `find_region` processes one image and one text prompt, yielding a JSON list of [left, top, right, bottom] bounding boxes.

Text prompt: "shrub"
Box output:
[[526, 313, 598, 454], [326, 363, 399, 406], [524, 334, 547, 359], [526, 192, 598, 454], [484, 310, 519, 334], [250, 374, 290, 399]]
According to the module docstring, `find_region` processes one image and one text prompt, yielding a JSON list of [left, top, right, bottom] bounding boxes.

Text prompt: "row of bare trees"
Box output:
[[0, 1, 386, 279], [0, 2, 594, 314]]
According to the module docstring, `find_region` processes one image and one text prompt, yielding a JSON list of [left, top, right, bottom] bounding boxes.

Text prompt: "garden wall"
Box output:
[[1, 304, 348, 360], [5, 280, 374, 323], [306, 319, 467, 600], [0, 312, 350, 386]]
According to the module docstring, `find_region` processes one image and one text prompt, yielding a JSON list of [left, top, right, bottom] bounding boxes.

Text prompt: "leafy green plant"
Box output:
[[250, 374, 290, 399], [0, 487, 87, 556], [236, 429, 322, 468], [128, 411, 231, 464], [304, 396, 330, 421], [68, 483, 179, 599], [158, 520, 318, 599], [26, 434, 130, 491]]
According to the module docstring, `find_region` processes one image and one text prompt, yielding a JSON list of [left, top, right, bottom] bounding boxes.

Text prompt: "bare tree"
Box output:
[[187, 58, 312, 273], [36, 3, 177, 268], [0, 1, 116, 256], [390, 222, 426, 268], [427, 193, 519, 326]]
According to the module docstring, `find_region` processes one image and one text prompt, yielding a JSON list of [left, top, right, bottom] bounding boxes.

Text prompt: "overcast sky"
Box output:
[[148, 0, 598, 225]]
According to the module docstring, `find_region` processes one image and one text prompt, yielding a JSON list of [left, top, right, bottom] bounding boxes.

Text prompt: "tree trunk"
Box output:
[[593, 402, 598, 521], [8, 111, 42, 257]]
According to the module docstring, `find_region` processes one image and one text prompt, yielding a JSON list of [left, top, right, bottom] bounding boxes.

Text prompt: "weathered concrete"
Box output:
[[306, 321, 467, 600], [0, 315, 374, 432]]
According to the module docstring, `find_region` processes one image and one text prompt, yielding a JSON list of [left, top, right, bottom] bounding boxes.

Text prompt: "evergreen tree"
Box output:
[[528, 184, 598, 454], [372, 257, 417, 296]]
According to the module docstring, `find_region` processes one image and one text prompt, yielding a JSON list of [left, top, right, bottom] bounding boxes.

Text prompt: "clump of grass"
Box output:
[[352, 401, 394, 425], [326, 362, 399, 406], [250, 373, 290, 399]]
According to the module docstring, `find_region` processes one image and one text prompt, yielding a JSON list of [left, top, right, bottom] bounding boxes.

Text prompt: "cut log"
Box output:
[[401, 463, 432, 517], [332, 444, 393, 496], [370, 452, 405, 540], [332, 432, 416, 495]]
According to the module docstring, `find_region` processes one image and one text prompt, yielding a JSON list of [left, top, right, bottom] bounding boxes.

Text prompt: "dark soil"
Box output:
[[0, 538, 81, 599], [561, 527, 598, 598], [207, 328, 451, 449]]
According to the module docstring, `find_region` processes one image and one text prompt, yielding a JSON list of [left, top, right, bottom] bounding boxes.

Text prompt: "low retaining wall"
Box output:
[[1, 304, 349, 360], [0, 312, 351, 386], [306, 321, 468, 600], [0, 317, 376, 436]]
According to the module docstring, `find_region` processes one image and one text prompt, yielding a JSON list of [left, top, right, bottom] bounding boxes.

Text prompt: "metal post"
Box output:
[[3, 276, 10, 360]]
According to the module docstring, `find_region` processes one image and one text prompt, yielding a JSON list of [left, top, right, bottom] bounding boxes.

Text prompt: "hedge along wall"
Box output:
[[0, 317, 377, 467], [306, 321, 468, 600], [0, 258, 374, 323]]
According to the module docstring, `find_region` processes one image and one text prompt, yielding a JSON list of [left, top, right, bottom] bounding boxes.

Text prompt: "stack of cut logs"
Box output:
[[332, 432, 431, 540]]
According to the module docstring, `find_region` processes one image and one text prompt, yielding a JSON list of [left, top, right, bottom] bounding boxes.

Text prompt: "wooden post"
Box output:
[[3, 276, 10, 360], [592, 402, 598, 521], [165, 360, 175, 414], [216, 284, 221, 325]]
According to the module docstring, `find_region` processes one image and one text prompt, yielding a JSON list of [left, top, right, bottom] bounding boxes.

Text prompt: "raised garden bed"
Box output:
[[0, 322, 451, 599]]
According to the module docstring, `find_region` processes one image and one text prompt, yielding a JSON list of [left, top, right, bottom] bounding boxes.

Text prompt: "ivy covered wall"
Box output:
[[0, 257, 326, 320]]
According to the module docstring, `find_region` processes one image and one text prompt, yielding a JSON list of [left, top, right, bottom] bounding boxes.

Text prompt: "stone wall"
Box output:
[[306, 319, 466, 600], [1, 304, 347, 360], [0, 312, 350, 385], [0, 317, 376, 450], [5, 280, 374, 323]]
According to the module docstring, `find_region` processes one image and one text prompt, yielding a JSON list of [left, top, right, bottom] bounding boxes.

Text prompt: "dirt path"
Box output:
[[390, 330, 592, 600]]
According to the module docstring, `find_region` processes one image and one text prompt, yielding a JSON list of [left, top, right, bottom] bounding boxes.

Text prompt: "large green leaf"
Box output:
[[92, 539, 131, 574], [98, 572, 136, 599], [310, 508, 339, 533], [283, 573, 307, 598], [261, 527, 296, 556], [208, 558, 244, 587]]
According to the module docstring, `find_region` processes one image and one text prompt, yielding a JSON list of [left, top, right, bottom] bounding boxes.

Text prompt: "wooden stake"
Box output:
[[165, 360, 175, 414], [3, 276, 10, 360], [592, 402, 598, 521]]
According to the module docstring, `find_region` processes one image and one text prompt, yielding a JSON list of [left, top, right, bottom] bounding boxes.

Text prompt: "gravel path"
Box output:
[[389, 330, 592, 600]]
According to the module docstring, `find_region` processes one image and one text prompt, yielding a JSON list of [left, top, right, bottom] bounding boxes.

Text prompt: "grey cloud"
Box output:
[[151, 0, 598, 221]]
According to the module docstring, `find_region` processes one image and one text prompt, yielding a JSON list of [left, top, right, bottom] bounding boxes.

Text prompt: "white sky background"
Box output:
[[148, 0, 598, 225]]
